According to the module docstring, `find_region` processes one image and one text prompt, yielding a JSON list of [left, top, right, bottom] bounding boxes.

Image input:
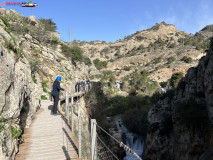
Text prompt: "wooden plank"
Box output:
[[15, 100, 80, 160]]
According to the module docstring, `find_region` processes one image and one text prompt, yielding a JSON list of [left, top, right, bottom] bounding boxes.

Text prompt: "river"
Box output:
[[114, 117, 144, 160]]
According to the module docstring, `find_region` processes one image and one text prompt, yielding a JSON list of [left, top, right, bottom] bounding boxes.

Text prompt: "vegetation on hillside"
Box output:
[[181, 56, 192, 63], [123, 70, 158, 95], [39, 18, 57, 32], [178, 35, 210, 50], [61, 44, 91, 65], [93, 58, 108, 70], [170, 72, 184, 88]]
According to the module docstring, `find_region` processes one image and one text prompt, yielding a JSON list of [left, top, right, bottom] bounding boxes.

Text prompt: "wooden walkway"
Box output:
[[16, 100, 79, 160]]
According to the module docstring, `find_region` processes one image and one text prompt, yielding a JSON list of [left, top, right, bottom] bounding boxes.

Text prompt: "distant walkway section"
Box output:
[[15, 100, 79, 160]]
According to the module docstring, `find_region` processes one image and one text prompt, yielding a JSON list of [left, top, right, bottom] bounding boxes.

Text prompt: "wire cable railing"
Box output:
[[59, 83, 142, 160]]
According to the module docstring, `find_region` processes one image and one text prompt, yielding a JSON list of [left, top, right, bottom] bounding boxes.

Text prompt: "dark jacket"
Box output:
[[51, 80, 64, 96]]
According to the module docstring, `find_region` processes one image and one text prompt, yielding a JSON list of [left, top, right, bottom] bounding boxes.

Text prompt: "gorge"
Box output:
[[0, 7, 213, 160]]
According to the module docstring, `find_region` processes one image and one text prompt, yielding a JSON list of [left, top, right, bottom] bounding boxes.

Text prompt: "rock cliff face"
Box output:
[[0, 8, 98, 159], [143, 40, 213, 160], [0, 42, 43, 159]]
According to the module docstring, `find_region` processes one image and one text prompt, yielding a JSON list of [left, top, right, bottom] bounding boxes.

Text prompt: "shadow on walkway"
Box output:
[[62, 146, 71, 160], [48, 105, 53, 111], [62, 128, 78, 155]]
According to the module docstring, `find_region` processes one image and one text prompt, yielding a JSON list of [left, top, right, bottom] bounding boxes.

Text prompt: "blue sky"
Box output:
[[2, 0, 213, 42]]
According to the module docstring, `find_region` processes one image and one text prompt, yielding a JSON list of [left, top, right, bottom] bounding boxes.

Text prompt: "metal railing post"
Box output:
[[78, 103, 82, 158], [65, 92, 69, 123], [58, 95, 61, 112], [71, 96, 74, 131], [91, 119, 97, 160]]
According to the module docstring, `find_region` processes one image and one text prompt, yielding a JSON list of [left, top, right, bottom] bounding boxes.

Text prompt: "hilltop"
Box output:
[[72, 22, 210, 86]]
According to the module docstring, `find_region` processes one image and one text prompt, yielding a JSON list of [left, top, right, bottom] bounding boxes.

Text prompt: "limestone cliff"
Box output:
[[0, 8, 98, 159], [0, 42, 43, 159], [143, 39, 213, 160]]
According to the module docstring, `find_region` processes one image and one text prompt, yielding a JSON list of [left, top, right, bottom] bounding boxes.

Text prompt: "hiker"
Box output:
[[82, 81, 85, 91], [51, 76, 65, 115], [75, 83, 78, 92], [87, 80, 90, 91]]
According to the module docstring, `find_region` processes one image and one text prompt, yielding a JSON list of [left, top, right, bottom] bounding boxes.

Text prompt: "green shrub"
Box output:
[[178, 36, 210, 50], [151, 91, 162, 103], [39, 18, 57, 32], [168, 43, 176, 48], [32, 75, 37, 83], [167, 56, 176, 64], [43, 88, 47, 93], [29, 60, 40, 74], [153, 58, 161, 64], [123, 66, 132, 71], [0, 15, 12, 33], [154, 38, 165, 47], [123, 108, 149, 135], [0, 123, 4, 132], [181, 56, 192, 63], [41, 95, 47, 100], [126, 70, 158, 94], [170, 72, 184, 88], [10, 126, 22, 140], [93, 58, 108, 70], [101, 48, 109, 54], [82, 56, 92, 66], [42, 81, 48, 88], [61, 44, 83, 63], [129, 87, 137, 96], [5, 41, 15, 51], [0, 16, 10, 28], [51, 37, 58, 45], [42, 81, 48, 93]]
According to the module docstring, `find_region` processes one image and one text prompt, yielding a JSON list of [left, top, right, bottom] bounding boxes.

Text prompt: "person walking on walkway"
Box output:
[[51, 76, 65, 115]]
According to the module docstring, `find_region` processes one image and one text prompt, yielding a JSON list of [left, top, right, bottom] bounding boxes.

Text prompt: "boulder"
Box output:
[[28, 16, 38, 27], [0, 43, 43, 159], [0, 27, 11, 41]]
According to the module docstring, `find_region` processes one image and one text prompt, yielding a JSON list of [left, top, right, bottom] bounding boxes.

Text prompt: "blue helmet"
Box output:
[[56, 76, 62, 81]]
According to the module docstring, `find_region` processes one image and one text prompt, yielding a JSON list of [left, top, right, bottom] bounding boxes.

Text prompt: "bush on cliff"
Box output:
[[123, 107, 149, 136], [181, 56, 192, 63], [61, 44, 83, 63], [93, 58, 108, 70], [170, 72, 184, 88], [39, 18, 57, 32]]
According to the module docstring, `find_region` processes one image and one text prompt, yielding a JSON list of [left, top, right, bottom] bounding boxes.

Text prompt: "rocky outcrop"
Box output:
[[0, 43, 43, 160], [195, 25, 213, 40], [0, 8, 98, 159], [143, 40, 213, 160]]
